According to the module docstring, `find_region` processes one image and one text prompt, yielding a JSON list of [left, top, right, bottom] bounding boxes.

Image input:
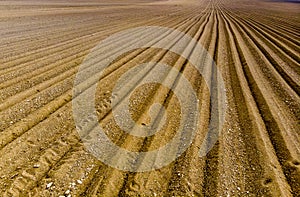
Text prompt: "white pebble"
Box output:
[[33, 164, 40, 168], [46, 182, 53, 188]]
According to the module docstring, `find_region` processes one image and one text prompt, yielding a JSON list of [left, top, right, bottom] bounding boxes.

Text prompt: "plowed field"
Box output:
[[0, 0, 299, 196]]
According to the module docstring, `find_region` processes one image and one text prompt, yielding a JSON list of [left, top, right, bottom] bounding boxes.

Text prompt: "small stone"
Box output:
[[77, 180, 82, 184], [237, 187, 240, 191], [65, 190, 70, 194], [46, 182, 53, 188], [33, 164, 40, 168]]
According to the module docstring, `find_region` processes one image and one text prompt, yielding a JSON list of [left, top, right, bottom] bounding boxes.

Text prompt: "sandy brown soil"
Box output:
[[0, 0, 299, 196]]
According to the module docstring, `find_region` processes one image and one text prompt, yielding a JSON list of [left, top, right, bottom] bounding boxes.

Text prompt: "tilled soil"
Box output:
[[0, 0, 299, 196]]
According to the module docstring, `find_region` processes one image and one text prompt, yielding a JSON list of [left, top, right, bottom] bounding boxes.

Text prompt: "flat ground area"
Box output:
[[0, 0, 299, 196]]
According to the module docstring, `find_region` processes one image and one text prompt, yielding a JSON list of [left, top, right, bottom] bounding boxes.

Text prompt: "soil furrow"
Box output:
[[222, 8, 299, 196]]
